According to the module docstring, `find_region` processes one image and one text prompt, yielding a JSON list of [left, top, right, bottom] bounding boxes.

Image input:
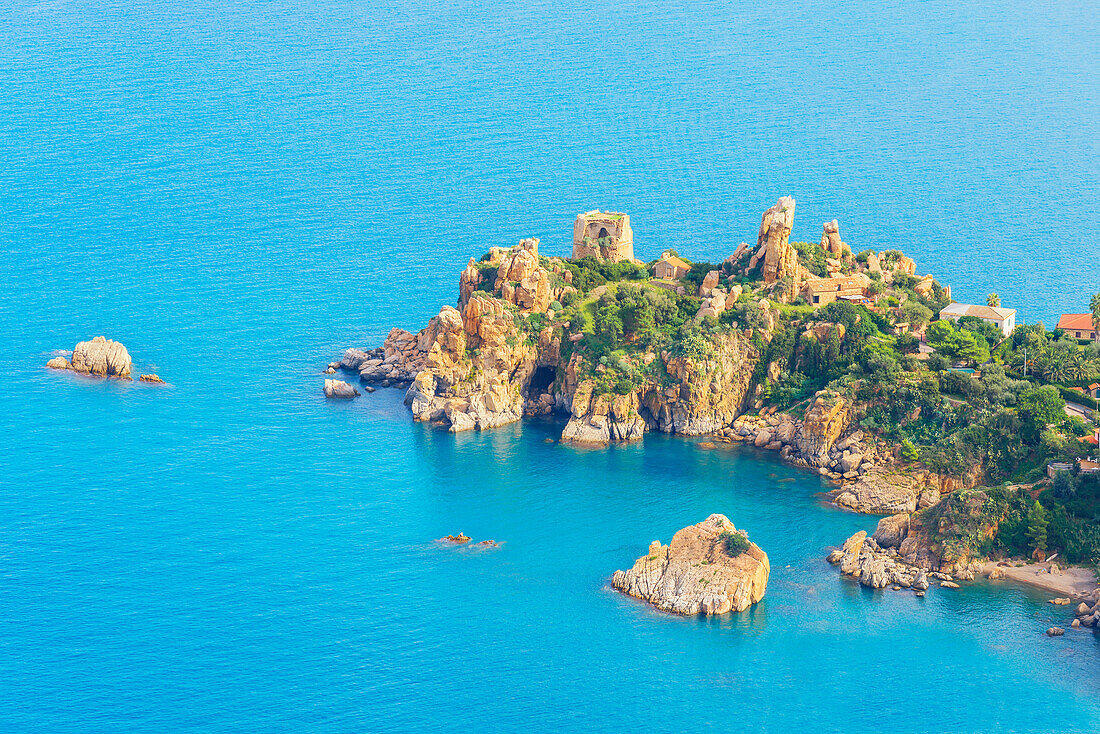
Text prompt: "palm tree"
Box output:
[[1042, 348, 1071, 383], [1091, 292, 1100, 342], [1066, 349, 1093, 381], [987, 293, 1001, 308]]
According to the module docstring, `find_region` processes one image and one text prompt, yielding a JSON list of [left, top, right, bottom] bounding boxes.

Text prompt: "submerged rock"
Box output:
[[323, 379, 360, 399], [139, 374, 165, 384], [1046, 627, 1065, 637], [611, 514, 769, 615]]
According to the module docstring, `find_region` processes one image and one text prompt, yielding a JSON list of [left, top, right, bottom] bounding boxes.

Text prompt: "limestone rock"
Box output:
[[68, 336, 132, 378], [561, 385, 646, 444], [872, 513, 910, 548], [611, 514, 769, 615], [139, 374, 165, 384], [798, 392, 848, 461], [324, 379, 360, 399], [640, 331, 759, 437], [458, 257, 481, 308], [752, 196, 797, 286], [1046, 627, 1065, 637], [833, 468, 921, 515], [820, 219, 849, 257], [46, 356, 71, 370], [698, 270, 720, 297], [987, 567, 1006, 580]]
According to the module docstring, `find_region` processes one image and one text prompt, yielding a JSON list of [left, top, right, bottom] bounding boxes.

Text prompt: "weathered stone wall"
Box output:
[[571, 211, 634, 262]]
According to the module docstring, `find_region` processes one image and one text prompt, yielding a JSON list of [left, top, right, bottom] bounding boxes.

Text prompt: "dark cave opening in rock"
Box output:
[[529, 365, 556, 394]]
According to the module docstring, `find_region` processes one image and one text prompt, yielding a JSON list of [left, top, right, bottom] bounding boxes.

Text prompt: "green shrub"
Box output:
[[719, 531, 751, 556]]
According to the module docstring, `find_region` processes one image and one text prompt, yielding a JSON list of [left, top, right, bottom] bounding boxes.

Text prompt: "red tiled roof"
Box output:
[[1057, 314, 1097, 331]]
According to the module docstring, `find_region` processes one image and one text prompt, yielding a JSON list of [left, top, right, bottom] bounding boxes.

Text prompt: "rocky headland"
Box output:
[[611, 514, 769, 615], [330, 199, 1100, 617]]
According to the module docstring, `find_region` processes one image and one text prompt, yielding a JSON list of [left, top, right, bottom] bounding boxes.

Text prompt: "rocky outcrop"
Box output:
[[698, 269, 720, 296], [405, 294, 548, 433], [828, 529, 981, 589], [749, 196, 797, 286], [820, 219, 849, 257], [832, 468, 922, 515], [561, 383, 646, 443], [798, 393, 848, 462], [342, 328, 427, 387], [494, 238, 551, 313], [641, 332, 759, 436], [872, 513, 910, 548], [458, 258, 481, 309], [139, 373, 165, 384], [324, 379, 360, 398], [572, 211, 634, 262], [612, 514, 769, 615], [896, 488, 1004, 571], [54, 336, 133, 378]]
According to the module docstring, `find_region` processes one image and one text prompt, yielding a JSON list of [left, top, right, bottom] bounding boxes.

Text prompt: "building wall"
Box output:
[[941, 313, 1013, 336]]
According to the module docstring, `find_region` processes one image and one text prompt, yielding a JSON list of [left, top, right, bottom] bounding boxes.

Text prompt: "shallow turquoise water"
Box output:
[[2, 1, 1100, 731]]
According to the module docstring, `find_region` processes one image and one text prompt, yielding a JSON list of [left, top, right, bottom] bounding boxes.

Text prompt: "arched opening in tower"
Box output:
[[597, 227, 610, 240]]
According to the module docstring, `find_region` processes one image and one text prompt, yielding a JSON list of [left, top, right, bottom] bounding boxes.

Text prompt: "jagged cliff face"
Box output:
[[405, 294, 559, 433], [644, 332, 759, 436], [798, 393, 849, 463], [557, 331, 760, 444], [750, 196, 797, 286]]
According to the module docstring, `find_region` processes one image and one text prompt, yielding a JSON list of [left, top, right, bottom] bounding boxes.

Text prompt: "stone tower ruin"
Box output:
[[571, 210, 634, 262]]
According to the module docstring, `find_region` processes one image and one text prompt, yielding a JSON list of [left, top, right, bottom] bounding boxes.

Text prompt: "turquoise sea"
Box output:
[[2, 1, 1100, 731]]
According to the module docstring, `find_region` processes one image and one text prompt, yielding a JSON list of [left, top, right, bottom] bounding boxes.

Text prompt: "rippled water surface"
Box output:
[[2, 1, 1099, 732]]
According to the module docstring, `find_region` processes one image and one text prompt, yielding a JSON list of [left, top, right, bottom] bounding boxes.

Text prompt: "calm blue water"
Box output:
[[2, 1, 1100, 731]]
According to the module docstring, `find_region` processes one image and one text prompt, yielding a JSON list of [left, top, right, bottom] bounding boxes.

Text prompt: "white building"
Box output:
[[938, 303, 1017, 336]]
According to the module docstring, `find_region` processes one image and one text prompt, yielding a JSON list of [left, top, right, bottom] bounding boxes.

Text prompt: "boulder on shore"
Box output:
[[611, 514, 769, 615], [50, 336, 132, 378], [323, 379, 360, 399]]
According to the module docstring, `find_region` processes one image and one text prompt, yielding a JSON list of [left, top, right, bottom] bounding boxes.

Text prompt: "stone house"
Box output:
[[653, 252, 690, 281], [572, 210, 634, 262], [802, 273, 872, 307], [938, 303, 1017, 337], [1057, 314, 1099, 341]]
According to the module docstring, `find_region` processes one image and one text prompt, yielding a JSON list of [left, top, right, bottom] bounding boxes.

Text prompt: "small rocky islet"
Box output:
[[46, 336, 165, 384], [612, 514, 769, 615]]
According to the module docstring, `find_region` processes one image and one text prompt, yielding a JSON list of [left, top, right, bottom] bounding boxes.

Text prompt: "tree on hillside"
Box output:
[[1017, 385, 1066, 440], [1091, 292, 1100, 342], [900, 300, 933, 328], [987, 293, 1001, 308], [1027, 500, 1048, 560]]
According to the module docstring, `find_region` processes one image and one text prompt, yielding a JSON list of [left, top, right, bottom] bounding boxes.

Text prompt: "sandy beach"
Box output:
[[983, 561, 1099, 598]]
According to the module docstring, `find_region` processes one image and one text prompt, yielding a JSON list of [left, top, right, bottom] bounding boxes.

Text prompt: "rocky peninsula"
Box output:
[[611, 514, 769, 615], [334, 200, 1100, 616]]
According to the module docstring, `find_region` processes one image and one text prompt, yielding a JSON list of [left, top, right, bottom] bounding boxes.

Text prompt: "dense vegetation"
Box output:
[[490, 241, 1100, 566]]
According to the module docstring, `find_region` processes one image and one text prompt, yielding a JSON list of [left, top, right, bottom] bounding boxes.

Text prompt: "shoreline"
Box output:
[[984, 560, 1098, 598]]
